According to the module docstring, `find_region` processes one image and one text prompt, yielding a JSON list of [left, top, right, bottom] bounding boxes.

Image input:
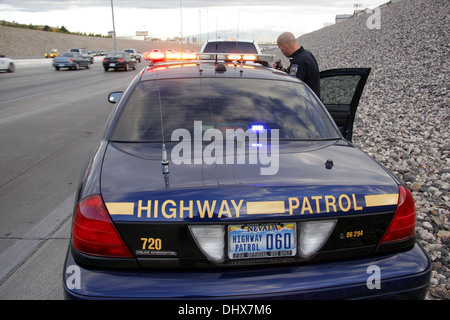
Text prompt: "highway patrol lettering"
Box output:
[[106, 193, 370, 220], [287, 194, 363, 215], [135, 199, 244, 219]]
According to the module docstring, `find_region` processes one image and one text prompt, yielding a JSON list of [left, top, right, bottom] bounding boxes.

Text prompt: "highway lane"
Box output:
[[0, 57, 144, 299]]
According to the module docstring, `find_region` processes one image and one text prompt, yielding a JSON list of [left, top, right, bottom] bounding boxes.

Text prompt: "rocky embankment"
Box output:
[[268, 0, 448, 299]]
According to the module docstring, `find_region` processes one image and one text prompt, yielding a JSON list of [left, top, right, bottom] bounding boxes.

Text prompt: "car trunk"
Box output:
[[99, 140, 401, 267]]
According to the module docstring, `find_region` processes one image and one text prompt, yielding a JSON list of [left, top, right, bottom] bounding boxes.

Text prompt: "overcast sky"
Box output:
[[0, 0, 387, 41]]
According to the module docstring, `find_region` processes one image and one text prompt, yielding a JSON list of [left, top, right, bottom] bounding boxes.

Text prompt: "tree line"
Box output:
[[0, 20, 111, 38]]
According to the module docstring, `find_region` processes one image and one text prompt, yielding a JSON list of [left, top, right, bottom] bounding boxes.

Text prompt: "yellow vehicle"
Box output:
[[45, 49, 58, 58]]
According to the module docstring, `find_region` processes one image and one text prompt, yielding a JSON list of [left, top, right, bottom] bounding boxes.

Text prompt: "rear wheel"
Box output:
[[104, 67, 109, 72], [7, 63, 15, 73]]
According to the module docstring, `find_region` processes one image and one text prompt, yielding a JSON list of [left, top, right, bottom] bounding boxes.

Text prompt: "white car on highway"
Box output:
[[200, 39, 262, 54], [0, 54, 15, 73]]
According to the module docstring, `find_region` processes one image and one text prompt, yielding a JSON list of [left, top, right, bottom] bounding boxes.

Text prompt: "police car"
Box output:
[[63, 52, 431, 300]]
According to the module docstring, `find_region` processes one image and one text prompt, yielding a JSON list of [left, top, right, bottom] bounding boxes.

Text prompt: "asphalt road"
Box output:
[[0, 57, 143, 299]]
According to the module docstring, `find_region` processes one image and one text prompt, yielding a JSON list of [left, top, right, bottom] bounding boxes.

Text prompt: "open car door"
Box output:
[[320, 68, 371, 142]]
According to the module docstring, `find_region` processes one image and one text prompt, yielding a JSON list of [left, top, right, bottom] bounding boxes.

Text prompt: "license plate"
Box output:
[[228, 223, 296, 259], [59, 64, 65, 67], [109, 63, 116, 66]]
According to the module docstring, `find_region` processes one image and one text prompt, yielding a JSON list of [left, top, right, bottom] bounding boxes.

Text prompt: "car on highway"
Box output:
[[45, 49, 58, 58], [200, 39, 262, 54], [69, 48, 94, 64], [0, 54, 15, 73], [124, 48, 142, 63], [52, 52, 91, 71], [63, 53, 431, 300], [103, 51, 137, 72]]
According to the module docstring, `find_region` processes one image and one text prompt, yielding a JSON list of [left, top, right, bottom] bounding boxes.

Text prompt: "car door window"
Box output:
[[320, 69, 371, 141], [320, 75, 361, 105]]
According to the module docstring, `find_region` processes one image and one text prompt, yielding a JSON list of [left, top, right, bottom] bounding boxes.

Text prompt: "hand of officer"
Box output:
[[273, 59, 283, 70], [273, 60, 286, 71]]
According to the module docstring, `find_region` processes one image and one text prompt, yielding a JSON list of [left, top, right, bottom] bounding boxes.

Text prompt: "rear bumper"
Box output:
[[103, 62, 130, 68], [53, 62, 76, 68], [63, 243, 431, 300]]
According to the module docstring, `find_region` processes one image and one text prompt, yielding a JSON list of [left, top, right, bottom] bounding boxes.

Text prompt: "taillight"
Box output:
[[69, 59, 73, 62], [380, 186, 416, 244], [72, 195, 133, 258], [118, 58, 124, 61]]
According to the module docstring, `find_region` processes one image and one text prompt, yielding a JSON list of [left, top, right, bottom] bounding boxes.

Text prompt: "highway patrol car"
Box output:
[[63, 52, 431, 299]]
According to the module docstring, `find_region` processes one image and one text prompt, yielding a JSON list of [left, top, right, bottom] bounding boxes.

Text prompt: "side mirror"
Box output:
[[108, 91, 123, 104]]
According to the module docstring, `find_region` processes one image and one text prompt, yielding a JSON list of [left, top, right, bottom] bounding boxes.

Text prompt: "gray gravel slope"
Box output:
[[277, 0, 448, 299]]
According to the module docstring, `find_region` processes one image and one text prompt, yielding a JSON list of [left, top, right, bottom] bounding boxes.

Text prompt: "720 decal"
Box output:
[[141, 237, 162, 250]]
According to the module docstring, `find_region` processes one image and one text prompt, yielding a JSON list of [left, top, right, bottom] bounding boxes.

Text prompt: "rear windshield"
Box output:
[[203, 42, 258, 54], [111, 78, 339, 142], [107, 52, 125, 58]]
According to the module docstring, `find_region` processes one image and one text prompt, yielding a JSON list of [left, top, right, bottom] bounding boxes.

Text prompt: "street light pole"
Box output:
[[111, 0, 117, 51], [180, 0, 184, 51]]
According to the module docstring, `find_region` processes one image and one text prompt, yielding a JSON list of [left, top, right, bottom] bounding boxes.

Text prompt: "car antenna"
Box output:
[[155, 69, 170, 189], [236, 12, 244, 73], [235, 12, 240, 53], [179, 0, 184, 52]]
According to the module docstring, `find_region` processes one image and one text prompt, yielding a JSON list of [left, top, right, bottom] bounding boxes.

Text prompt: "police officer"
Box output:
[[274, 32, 320, 98]]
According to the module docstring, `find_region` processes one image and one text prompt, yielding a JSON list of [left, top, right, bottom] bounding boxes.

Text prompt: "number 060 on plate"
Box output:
[[228, 223, 297, 259]]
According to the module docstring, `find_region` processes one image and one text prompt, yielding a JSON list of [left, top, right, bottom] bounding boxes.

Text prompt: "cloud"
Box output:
[[0, 0, 376, 12], [0, 0, 385, 40]]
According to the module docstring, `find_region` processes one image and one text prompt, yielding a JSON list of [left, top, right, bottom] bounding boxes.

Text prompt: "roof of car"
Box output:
[[203, 39, 257, 43], [140, 61, 298, 82]]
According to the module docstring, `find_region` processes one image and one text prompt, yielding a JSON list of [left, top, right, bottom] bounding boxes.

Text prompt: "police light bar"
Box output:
[[164, 52, 197, 60], [165, 52, 182, 60], [150, 52, 165, 60], [144, 51, 198, 61], [227, 54, 257, 61], [181, 52, 197, 60], [198, 53, 275, 65], [144, 52, 165, 61], [144, 51, 275, 66]]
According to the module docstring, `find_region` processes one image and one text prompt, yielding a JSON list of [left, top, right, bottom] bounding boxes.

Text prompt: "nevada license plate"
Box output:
[[228, 223, 296, 259]]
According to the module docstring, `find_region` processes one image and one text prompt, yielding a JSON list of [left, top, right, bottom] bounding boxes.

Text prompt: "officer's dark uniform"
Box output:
[[287, 47, 320, 98]]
